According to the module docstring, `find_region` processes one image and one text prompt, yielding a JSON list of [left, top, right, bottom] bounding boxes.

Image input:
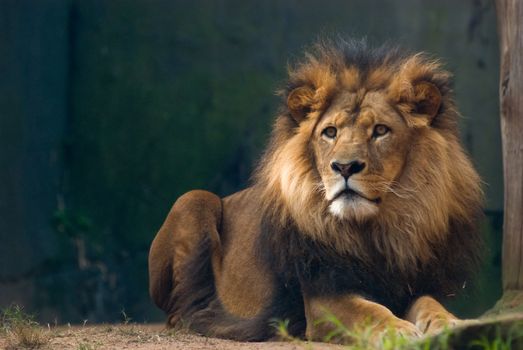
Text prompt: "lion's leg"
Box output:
[[405, 295, 461, 335], [148, 190, 222, 326], [304, 294, 421, 344]]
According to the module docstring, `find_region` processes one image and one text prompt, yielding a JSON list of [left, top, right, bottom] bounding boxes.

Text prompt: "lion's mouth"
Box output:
[[333, 188, 382, 204]]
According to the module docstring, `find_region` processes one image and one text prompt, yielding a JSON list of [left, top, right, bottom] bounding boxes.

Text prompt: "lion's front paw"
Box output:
[[371, 317, 422, 345], [389, 318, 423, 339], [415, 313, 467, 335]]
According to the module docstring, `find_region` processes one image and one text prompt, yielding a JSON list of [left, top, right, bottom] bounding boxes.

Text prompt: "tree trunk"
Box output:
[[495, 0, 523, 291]]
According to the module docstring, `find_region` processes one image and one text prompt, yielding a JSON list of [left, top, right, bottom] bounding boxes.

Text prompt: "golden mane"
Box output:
[[254, 39, 483, 272]]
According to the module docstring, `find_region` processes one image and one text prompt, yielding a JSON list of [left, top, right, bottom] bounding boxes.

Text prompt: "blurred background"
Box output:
[[0, 0, 502, 324]]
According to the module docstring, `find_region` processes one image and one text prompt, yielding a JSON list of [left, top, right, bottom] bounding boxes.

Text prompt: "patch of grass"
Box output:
[[468, 322, 523, 350], [116, 309, 147, 338], [271, 319, 293, 341], [314, 310, 436, 350], [312, 311, 436, 350], [273, 312, 523, 350], [77, 342, 98, 350], [272, 312, 440, 350], [336, 318, 519, 350], [120, 309, 132, 325], [271, 318, 315, 350], [1, 304, 50, 349], [116, 325, 142, 337]]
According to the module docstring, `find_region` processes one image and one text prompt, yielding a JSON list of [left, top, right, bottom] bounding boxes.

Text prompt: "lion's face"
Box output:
[[257, 41, 482, 270], [312, 91, 411, 221]]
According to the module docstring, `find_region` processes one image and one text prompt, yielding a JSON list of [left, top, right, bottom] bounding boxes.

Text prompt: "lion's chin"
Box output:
[[328, 196, 379, 221]]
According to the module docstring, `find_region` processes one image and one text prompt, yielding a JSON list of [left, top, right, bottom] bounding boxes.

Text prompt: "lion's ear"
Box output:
[[287, 86, 315, 123], [413, 81, 442, 120], [403, 81, 442, 127]]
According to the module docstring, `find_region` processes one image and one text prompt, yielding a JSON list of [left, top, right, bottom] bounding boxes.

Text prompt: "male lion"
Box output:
[[148, 39, 483, 343]]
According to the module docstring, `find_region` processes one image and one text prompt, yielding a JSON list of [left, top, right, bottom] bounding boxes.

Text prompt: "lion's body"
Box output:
[[148, 39, 483, 342], [149, 188, 285, 340], [209, 188, 273, 318]]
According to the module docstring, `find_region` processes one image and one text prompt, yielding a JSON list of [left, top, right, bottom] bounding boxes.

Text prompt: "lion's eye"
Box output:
[[322, 126, 337, 139], [373, 124, 390, 138]]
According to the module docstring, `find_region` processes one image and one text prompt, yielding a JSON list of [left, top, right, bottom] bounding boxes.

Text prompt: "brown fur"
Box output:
[[256, 42, 481, 272], [405, 296, 461, 335], [148, 39, 483, 343], [305, 294, 421, 342]]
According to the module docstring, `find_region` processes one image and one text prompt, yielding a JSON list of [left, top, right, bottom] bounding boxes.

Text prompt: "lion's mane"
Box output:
[[254, 39, 483, 300]]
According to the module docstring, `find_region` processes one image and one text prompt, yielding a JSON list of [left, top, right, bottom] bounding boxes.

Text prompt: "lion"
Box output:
[[148, 39, 483, 343]]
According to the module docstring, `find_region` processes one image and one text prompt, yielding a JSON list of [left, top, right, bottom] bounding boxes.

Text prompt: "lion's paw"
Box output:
[[389, 318, 423, 339], [371, 317, 422, 345], [415, 313, 473, 335]]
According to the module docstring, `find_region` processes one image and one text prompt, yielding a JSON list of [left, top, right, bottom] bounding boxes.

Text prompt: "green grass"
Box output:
[[272, 314, 433, 350], [120, 308, 132, 325], [313, 314, 434, 350], [1, 304, 50, 349], [467, 321, 523, 350], [272, 313, 523, 350]]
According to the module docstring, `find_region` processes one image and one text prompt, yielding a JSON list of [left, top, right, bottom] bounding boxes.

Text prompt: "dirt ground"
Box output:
[[0, 323, 343, 350], [2, 311, 523, 349]]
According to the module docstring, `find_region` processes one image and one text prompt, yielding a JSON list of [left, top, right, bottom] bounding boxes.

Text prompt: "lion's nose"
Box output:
[[330, 160, 366, 179]]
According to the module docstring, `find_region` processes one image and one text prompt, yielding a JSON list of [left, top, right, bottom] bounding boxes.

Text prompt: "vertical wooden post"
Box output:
[[495, 0, 523, 291]]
